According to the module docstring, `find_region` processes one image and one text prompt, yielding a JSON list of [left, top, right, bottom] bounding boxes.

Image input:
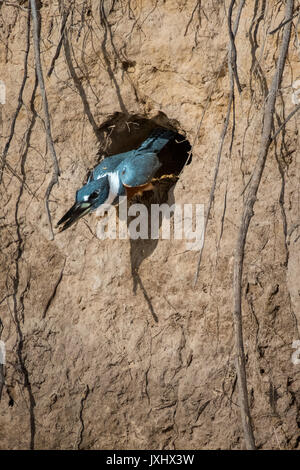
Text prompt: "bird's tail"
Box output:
[[138, 128, 177, 154]]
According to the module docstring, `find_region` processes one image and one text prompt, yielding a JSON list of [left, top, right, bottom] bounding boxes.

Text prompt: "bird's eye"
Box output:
[[89, 190, 99, 200], [122, 169, 126, 175]]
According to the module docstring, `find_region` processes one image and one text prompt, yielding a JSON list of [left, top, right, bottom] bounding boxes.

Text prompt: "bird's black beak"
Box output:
[[56, 202, 92, 232]]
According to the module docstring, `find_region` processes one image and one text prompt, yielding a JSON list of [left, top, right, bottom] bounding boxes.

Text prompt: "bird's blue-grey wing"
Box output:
[[90, 128, 175, 183], [119, 151, 161, 188], [137, 128, 177, 154], [118, 128, 177, 188]]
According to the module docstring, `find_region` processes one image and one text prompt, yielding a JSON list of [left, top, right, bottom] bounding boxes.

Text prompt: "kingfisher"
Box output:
[[57, 127, 186, 232]]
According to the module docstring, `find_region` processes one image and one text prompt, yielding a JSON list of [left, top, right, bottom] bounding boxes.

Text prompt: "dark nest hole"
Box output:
[[87, 111, 192, 200]]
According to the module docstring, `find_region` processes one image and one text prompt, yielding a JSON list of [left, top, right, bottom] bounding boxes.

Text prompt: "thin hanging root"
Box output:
[[0, 7, 31, 186], [151, 173, 179, 182], [232, 0, 294, 451], [30, 0, 60, 240]]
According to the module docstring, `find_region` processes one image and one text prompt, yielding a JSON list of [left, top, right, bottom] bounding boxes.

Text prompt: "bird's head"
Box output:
[[56, 176, 110, 232]]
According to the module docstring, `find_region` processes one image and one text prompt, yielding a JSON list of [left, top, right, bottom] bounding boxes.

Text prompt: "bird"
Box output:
[[56, 127, 184, 232]]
